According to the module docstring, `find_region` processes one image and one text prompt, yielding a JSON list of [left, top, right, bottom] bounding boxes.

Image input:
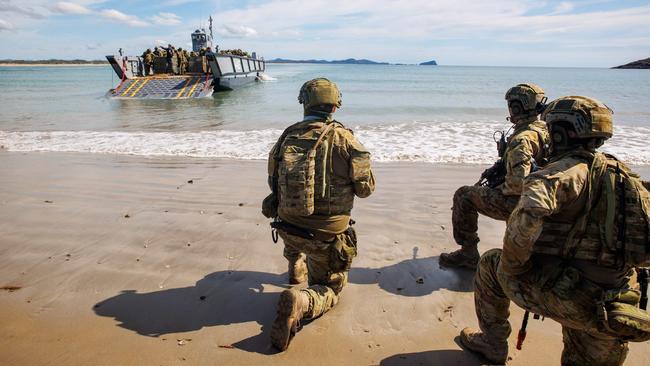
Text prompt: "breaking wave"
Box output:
[[2, 122, 650, 165]]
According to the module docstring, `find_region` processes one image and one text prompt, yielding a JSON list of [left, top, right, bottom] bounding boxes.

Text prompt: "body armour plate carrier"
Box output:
[[533, 152, 650, 268], [277, 121, 355, 217]]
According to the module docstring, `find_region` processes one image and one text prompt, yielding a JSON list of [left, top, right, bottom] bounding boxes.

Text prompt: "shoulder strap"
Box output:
[[562, 151, 606, 259], [308, 122, 337, 158]]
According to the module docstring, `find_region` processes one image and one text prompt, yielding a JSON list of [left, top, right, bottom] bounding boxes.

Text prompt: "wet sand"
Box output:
[[0, 152, 648, 365]]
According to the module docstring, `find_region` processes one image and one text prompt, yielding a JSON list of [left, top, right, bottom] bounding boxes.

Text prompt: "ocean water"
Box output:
[[1, 64, 649, 164]]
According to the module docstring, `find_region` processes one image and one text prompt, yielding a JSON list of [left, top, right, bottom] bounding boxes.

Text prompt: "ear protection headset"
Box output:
[[551, 124, 569, 147], [509, 101, 523, 116]]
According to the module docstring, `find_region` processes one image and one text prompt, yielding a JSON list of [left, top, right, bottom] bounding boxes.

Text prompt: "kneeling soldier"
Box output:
[[263, 78, 375, 351], [461, 96, 650, 365]]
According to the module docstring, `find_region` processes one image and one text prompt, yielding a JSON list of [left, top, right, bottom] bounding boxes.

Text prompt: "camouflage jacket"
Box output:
[[500, 117, 549, 196], [500, 151, 589, 275], [499, 149, 636, 288], [267, 116, 375, 233]]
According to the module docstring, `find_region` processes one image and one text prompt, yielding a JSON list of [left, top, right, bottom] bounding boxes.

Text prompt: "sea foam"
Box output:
[[2, 122, 650, 165]]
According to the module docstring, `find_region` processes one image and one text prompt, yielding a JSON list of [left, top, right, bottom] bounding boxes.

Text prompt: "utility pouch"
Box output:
[[597, 289, 650, 342], [329, 232, 357, 272], [548, 266, 582, 300], [262, 192, 278, 219]]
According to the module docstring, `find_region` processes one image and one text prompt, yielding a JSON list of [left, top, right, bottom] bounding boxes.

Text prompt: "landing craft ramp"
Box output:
[[107, 75, 214, 99]]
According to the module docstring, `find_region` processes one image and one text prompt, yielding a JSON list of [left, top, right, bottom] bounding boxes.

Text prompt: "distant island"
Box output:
[[420, 60, 438, 66], [268, 58, 389, 65], [0, 59, 108, 65], [613, 57, 650, 69]]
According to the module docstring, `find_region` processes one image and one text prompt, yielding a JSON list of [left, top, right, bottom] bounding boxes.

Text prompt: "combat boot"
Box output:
[[440, 246, 480, 269], [270, 288, 310, 351], [288, 255, 308, 284], [460, 327, 508, 364]]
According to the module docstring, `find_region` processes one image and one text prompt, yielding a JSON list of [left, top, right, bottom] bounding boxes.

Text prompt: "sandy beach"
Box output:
[[1, 151, 649, 366]]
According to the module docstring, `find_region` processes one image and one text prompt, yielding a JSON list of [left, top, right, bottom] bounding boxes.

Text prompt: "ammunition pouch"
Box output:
[[329, 226, 357, 272], [544, 266, 583, 300], [262, 192, 278, 219], [597, 289, 650, 342]]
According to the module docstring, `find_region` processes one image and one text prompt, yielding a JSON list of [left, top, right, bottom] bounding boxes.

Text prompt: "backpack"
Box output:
[[566, 153, 650, 268], [277, 122, 336, 216]]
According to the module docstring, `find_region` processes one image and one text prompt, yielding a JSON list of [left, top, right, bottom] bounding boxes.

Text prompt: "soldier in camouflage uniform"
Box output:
[[440, 84, 550, 269], [141, 49, 154, 76], [177, 48, 187, 74], [460, 96, 650, 365], [264, 78, 375, 351]]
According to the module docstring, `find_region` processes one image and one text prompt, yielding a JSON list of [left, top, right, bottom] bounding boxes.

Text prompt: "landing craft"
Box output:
[[105, 17, 266, 99]]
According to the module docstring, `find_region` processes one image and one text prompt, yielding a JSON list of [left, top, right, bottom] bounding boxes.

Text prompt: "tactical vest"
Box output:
[[533, 152, 650, 268], [277, 120, 355, 217]]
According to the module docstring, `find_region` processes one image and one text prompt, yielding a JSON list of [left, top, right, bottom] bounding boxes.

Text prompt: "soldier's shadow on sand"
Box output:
[[93, 251, 473, 355], [349, 250, 475, 296], [93, 270, 286, 354], [380, 349, 482, 366]]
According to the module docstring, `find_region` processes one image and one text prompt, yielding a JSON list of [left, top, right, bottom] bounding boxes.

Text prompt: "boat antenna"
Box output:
[[209, 16, 213, 40]]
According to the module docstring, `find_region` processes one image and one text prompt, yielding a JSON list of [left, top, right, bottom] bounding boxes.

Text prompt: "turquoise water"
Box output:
[[1, 64, 649, 164]]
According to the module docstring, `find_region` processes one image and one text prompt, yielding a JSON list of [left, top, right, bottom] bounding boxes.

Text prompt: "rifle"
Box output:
[[475, 159, 506, 188], [475, 131, 508, 188]]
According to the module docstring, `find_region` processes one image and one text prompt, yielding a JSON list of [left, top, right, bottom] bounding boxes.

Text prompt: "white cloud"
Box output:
[[553, 2, 575, 15], [0, 18, 14, 30], [149, 12, 181, 26], [161, 0, 199, 6], [205, 0, 650, 65], [217, 24, 258, 38], [100, 9, 148, 27], [0, 1, 45, 19], [50, 2, 92, 15]]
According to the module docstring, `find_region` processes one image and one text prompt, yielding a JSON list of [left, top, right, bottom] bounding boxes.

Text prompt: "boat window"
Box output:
[[217, 57, 234, 74]]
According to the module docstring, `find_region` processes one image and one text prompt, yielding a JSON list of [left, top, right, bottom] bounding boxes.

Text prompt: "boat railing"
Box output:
[[207, 53, 266, 78], [107, 53, 266, 80]]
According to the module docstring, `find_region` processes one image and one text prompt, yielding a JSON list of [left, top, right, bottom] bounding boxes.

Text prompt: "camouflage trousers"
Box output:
[[474, 249, 629, 365], [280, 229, 357, 319], [452, 185, 519, 247]]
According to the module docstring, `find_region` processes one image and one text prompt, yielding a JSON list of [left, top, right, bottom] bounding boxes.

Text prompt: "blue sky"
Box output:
[[0, 0, 649, 66]]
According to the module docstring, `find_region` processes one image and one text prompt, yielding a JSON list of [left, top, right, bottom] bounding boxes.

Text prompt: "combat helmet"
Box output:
[[298, 78, 342, 110], [505, 83, 546, 120], [542, 96, 613, 140]]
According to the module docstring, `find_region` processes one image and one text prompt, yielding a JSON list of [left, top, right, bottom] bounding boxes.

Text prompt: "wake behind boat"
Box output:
[[105, 17, 266, 99]]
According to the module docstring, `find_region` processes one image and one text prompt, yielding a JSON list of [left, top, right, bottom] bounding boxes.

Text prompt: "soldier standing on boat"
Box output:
[[142, 49, 154, 76], [165, 44, 175, 74], [460, 96, 650, 365], [439, 84, 550, 269], [177, 48, 186, 74], [263, 78, 375, 351]]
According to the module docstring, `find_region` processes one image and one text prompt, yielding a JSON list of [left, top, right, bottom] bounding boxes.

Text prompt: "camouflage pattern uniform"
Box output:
[[472, 151, 633, 365], [142, 49, 154, 76], [452, 117, 548, 245], [441, 84, 549, 269], [464, 96, 644, 365], [268, 117, 375, 318], [267, 78, 375, 351]]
